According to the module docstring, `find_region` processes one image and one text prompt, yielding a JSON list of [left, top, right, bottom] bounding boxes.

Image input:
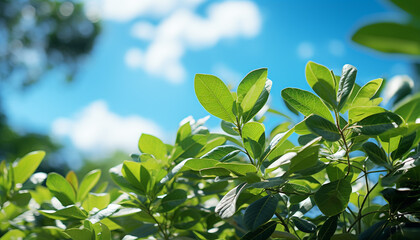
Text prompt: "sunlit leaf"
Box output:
[[195, 74, 236, 123]]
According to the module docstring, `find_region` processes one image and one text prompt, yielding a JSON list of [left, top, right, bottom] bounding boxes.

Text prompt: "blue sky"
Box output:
[[2, 0, 414, 161]]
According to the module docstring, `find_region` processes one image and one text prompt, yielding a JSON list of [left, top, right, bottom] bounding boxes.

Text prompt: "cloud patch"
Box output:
[[126, 1, 262, 84], [87, 0, 204, 22], [52, 101, 165, 157], [297, 42, 314, 59]]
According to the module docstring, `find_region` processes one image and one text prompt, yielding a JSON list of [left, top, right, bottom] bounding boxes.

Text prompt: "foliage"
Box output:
[[352, 0, 420, 56], [0, 0, 100, 87], [1, 62, 420, 239]]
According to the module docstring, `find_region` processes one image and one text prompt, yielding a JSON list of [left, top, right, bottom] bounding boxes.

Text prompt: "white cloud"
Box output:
[[328, 39, 345, 57], [131, 22, 156, 40], [125, 48, 143, 68], [51, 100, 165, 157], [87, 0, 204, 22], [297, 42, 314, 59], [125, 1, 262, 84]]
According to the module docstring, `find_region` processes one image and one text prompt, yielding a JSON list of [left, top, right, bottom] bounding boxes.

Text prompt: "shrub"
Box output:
[[1, 61, 419, 239]]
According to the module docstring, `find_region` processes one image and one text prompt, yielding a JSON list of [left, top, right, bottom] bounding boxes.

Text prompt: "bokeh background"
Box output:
[[1, 0, 419, 174]]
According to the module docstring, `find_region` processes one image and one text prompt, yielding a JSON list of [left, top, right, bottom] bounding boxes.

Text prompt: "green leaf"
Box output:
[[352, 78, 383, 107], [221, 120, 239, 136], [159, 189, 187, 212], [109, 164, 133, 192], [181, 158, 219, 171], [93, 222, 111, 240], [348, 106, 386, 123], [282, 88, 334, 122], [314, 179, 352, 216], [305, 61, 337, 108], [78, 169, 101, 202], [241, 221, 277, 240], [394, 93, 420, 123], [306, 115, 340, 142], [357, 112, 402, 135], [288, 137, 321, 174], [82, 193, 110, 212], [244, 195, 278, 230], [200, 145, 241, 162], [337, 64, 357, 111], [242, 79, 272, 123], [215, 182, 247, 218], [88, 203, 121, 224], [242, 122, 265, 159], [291, 217, 316, 233], [46, 172, 76, 206], [318, 215, 338, 240], [138, 134, 167, 160], [359, 220, 388, 240], [362, 142, 390, 168], [331, 233, 357, 240], [176, 122, 192, 143], [267, 152, 296, 170], [391, 132, 416, 160], [326, 164, 346, 181], [280, 183, 311, 196], [261, 127, 294, 161], [194, 74, 236, 123], [381, 188, 420, 212], [352, 22, 420, 55], [66, 171, 79, 193], [271, 231, 298, 240], [65, 228, 93, 240], [249, 177, 285, 189], [173, 208, 201, 229], [122, 161, 151, 194], [171, 134, 207, 161], [390, 0, 420, 18], [237, 68, 268, 114], [40, 205, 88, 220], [160, 159, 189, 184], [0, 229, 25, 240], [13, 150, 45, 185], [215, 162, 257, 176]]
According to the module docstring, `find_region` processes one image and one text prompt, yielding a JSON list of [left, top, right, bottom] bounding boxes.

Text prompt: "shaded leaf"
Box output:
[[291, 217, 316, 233], [318, 215, 338, 240], [159, 189, 187, 212], [244, 195, 278, 230], [314, 179, 352, 216], [363, 142, 390, 169], [352, 22, 420, 55], [241, 221, 277, 240], [306, 115, 340, 141]]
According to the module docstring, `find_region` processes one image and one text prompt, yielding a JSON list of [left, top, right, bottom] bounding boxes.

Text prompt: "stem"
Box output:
[[348, 182, 379, 233], [275, 212, 290, 233], [334, 111, 351, 178], [129, 194, 169, 239], [146, 209, 169, 240], [347, 210, 387, 232], [236, 117, 255, 166]]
